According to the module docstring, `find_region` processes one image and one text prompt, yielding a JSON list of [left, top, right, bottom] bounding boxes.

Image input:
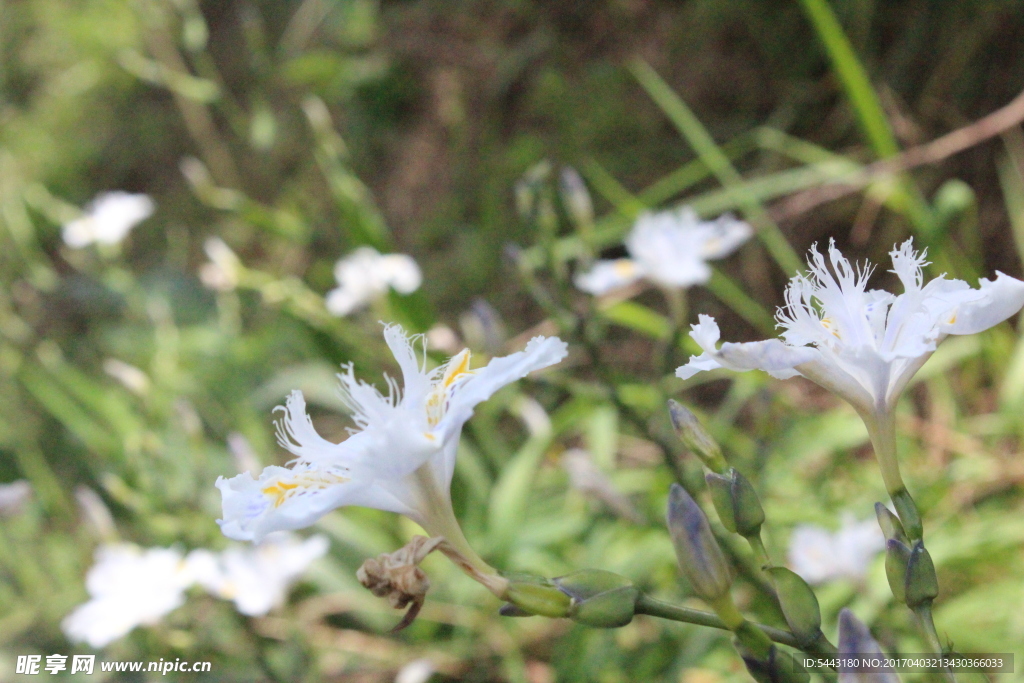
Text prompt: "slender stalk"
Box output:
[[746, 532, 839, 657], [863, 410, 906, 497], [658, 287, 687, 377], [635, 594, 800, 650], [914, 603, 956, 683]]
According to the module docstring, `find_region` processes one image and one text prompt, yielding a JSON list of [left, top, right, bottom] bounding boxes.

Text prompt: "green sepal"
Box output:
[[874, 502, 908, 544], [904, 541, 939, 608], [706, 472, 737, 533], [555, 569, 639, 628], [503, 574, 572, 618], [766, 567, 822, 648], [884, 539, 911, 604], [891, 488, 923, 541], [706, 469, 765, 537]]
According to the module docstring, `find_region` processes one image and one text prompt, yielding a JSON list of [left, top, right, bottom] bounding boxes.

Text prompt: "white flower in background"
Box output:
[[199, 237, 242, 292], [788, 515, 885, 585], [62, 545, 195, 648], [216, 324, 567, 583], [574, 207, 752, 295], [188, 533, 328, 616], [326, 247, 422, 316], [62, 192, 154, 248], [0, 480, 32, 516], [678, 240, 1024, 416]]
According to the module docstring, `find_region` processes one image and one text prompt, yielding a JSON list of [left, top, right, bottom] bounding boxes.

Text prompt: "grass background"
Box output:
[[2, 1, 1024, 681]]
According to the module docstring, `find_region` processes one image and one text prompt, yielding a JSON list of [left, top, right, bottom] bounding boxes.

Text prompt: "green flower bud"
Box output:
[[706, 469, 765, 537], [890, 488, 923, 541], [503, 574, 572, 618], [904, 541, 939, 608], [874, 503, 908, 545], [766, 567, 822, 648], [555, 569, 639, 628], [668, 400, 729, 473], [884, 539, 911, 604], [666, 483, 733, 602]]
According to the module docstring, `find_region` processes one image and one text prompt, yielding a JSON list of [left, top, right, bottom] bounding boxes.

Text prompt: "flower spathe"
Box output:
[[189, 532, 328, 616], [326, 247, 422, 316], [678, 239, 1024, 416], [216, 324, 567, 583], [62, 544, 195, 648], [62, 192, 154, 248], [574, 207, 752, 295]]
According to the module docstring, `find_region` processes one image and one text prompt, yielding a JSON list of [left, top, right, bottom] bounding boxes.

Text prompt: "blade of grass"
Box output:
[[797, 0, 936, 235], [628, 58, 803, 275], [797, 0, 899, 158]]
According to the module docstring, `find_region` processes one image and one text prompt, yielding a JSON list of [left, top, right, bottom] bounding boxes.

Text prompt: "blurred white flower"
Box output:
[[395, 659, 436, 683], [102, 358, 150, 396], [326, 247, 422, 316], [574, 207, 751, 295], [199, 237, 242, 292], [62, 545, 195, 648], [788, 515, 884, 585], [678, 240, 1024, 419], [216, 324, 566, 584], [0, 480, 32, 516], [188, 533, 328, 616], [62, 192, 154, 248]]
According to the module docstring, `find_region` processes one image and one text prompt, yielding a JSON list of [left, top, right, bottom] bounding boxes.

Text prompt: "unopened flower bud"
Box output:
[[838, 609, 899, 683], [668, 401, 728, 473], [904, 541, 938, 608], [666, 483, 732, 602], [738, 642, 810, 683], [706, 468, 764, 537], [766, 567, 822, 648], [559, 167, 594, 228], [503, 574, 572, 618], [555, 569, 639, 628]]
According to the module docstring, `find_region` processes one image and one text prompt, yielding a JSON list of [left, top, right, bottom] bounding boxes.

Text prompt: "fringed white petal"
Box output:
[[676, 315, 816, 381], [942, 271, 1024, 335], [216, 463, 413, 543]]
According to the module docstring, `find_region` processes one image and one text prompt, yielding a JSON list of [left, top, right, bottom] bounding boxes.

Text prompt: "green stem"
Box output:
[[658, 287, 687, 377], [864, 409, 906, 496], [746, 532, 839, 657], [635, 594, 800, 650], [914, 602, 956, 683]]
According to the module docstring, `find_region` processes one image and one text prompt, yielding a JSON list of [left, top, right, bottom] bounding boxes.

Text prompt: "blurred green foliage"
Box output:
[[2, 1, 1024, 681]]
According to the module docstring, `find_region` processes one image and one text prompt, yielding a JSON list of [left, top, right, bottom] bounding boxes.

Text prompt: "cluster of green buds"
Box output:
[[876, 504, 938, 609], [668, 400, 835, 664], [500, 569, 640, 629]]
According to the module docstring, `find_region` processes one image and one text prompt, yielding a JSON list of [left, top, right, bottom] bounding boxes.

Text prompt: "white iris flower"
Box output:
[[326, 247, 423, 316], [788, 515, 884, 585], [62, 192, 154, 248], [62, 545, 195, 648], [188, 533, 328, 616], [216, 324, 567, 581], [574, 207, 752, 295], [677, 240, 1024, 492]]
